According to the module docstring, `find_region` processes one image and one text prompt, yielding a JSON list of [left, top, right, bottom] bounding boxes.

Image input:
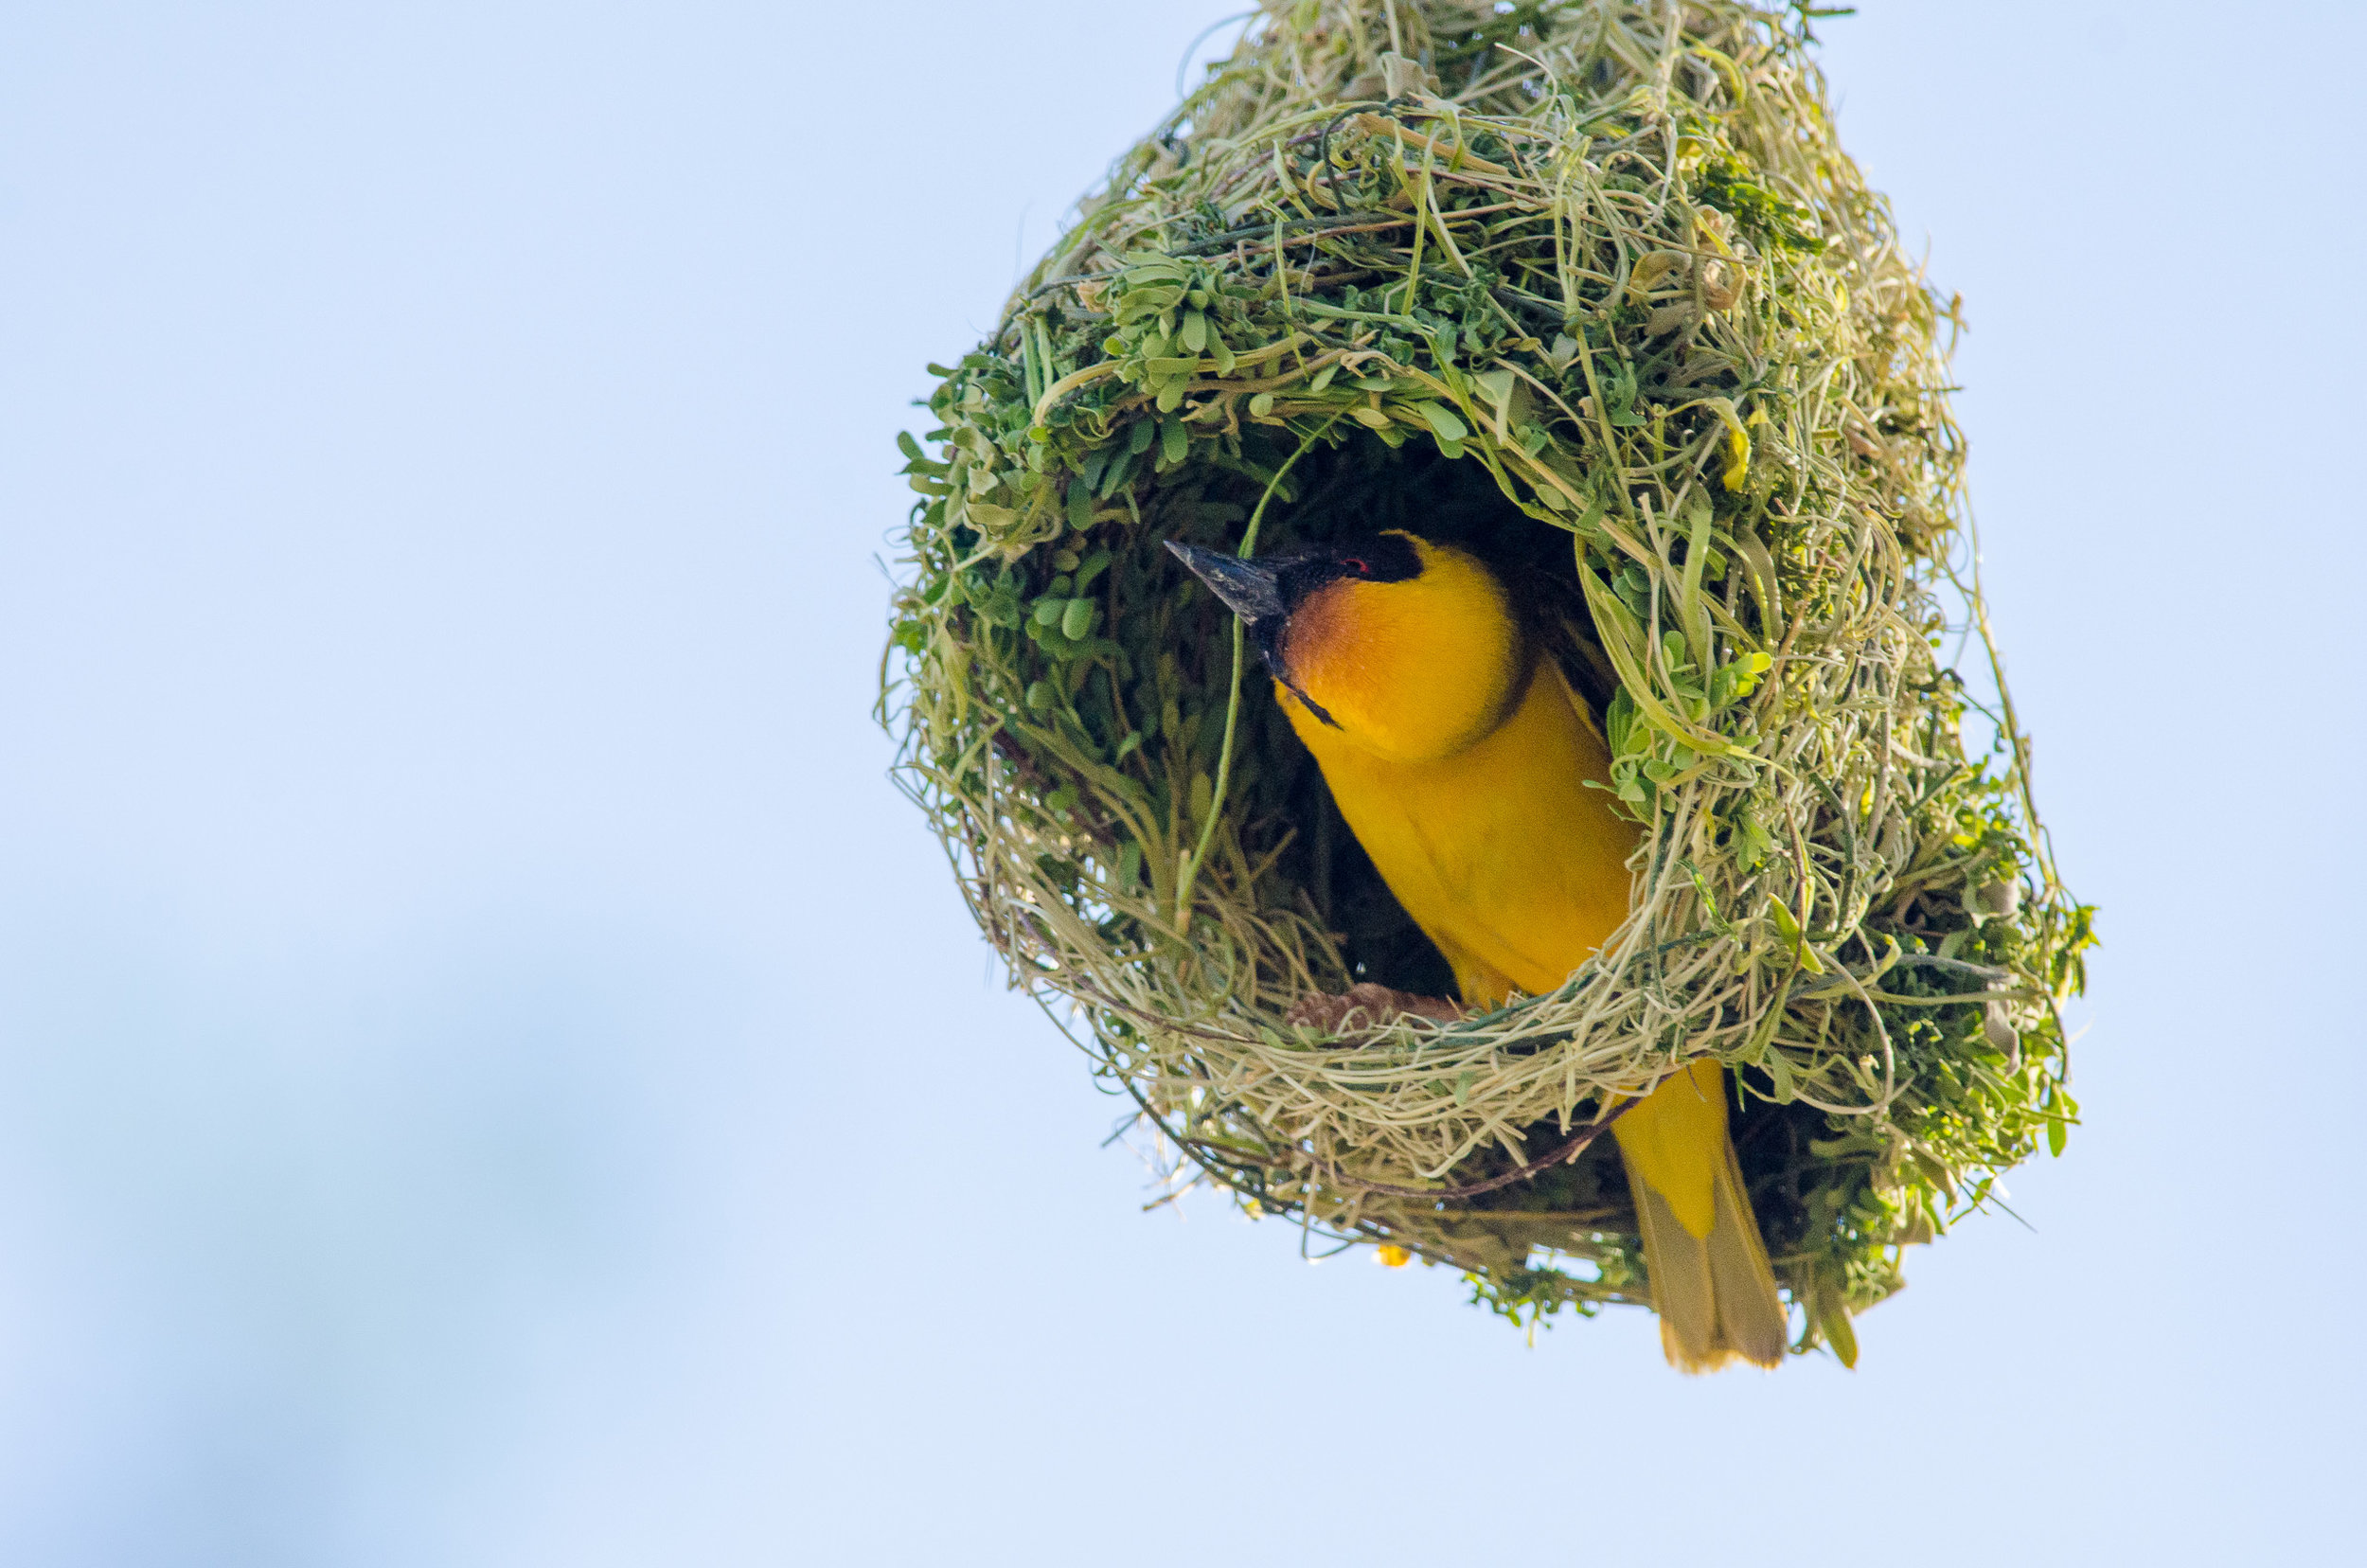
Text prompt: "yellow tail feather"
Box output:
[[1613, 1061, 1788, 1372]]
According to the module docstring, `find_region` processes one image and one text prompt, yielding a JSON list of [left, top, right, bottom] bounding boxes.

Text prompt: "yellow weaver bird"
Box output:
[[1170, 529, 1788, 1371]]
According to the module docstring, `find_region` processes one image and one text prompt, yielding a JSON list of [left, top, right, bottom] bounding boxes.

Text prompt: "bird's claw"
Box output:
[[1285, 982, 1464, 1033]]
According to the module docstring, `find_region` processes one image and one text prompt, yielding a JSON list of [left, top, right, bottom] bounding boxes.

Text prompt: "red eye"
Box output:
[[1342, 558, 1370, 576]]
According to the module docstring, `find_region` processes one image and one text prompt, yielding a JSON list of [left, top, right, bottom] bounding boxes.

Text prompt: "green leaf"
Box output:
[[1117, 284, 1185, 323], [1909, 1149, 1955, 1197], [1766, 897, 1825, 973], [1471, 367, 1516, 431], [1612, 563, 1651, 620], [977, 577, 1023, 629], [1060, 597, 1095, 640], [1097, 447, 1136, 499], [1180, 311, 1208, 353], [1161, 419, 1189, 465], [1820, 1293, 1858, 1369], [1065, 476, 1093, 528]]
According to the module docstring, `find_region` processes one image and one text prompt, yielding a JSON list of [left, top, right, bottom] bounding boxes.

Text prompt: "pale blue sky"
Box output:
[[2, 3, 2360, 1563]]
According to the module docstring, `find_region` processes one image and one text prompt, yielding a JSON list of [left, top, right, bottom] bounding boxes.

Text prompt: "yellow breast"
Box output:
[[1282, 660, 1638, 1006]]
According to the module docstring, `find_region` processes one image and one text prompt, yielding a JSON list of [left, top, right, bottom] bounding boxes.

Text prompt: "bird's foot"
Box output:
[[1285, 982, 1464, 1033]]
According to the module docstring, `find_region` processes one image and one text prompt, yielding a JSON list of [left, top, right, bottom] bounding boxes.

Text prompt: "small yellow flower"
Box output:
[[1376, 1244, 1413, 1268]]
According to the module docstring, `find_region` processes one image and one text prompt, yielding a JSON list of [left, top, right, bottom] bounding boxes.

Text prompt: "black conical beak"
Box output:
[[1166, 540, 1285, 623]]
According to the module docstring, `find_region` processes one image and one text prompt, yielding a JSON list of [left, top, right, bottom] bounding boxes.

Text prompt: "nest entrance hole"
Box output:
[[1157, 431, 1842, 1277], [1168, 429, 1618, 1000]]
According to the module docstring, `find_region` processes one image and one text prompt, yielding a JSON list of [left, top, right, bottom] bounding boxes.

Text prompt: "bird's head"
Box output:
[[1166, 529, 1526, 763]]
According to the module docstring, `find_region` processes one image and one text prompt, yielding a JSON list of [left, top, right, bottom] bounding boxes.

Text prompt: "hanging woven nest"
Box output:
[[882, 0, 2092, 1361]]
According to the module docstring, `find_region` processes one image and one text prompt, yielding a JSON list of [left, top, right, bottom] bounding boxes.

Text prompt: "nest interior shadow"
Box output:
[[883, 0, 2093, 1356]]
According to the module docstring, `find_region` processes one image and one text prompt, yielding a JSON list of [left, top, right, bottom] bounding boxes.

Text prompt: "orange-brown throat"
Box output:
[[1274, 539, 1526, 765]]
